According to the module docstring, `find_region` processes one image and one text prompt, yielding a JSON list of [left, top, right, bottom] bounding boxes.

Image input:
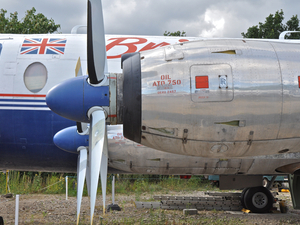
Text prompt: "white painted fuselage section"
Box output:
[[0, 34, 195, 104]]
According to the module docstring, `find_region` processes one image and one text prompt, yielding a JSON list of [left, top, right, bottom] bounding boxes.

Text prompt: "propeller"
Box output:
[[88, 107, 108, 224], [86, 1, 108, 223], [76, 147, 87, 224], [47, 0, 109, 224], [75, 57, 83, 77], [87, 0, 107, 84], [53, 122, 109, 225], [79, 0, 108, 223]]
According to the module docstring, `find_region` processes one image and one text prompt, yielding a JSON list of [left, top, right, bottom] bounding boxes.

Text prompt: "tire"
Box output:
[[241, 187, 250, 209], [0, 216, 3, 225], [244, 186, 273, 213]]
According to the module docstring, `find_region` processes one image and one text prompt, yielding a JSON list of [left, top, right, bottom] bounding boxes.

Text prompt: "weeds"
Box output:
[[0, 172, 215, 197]]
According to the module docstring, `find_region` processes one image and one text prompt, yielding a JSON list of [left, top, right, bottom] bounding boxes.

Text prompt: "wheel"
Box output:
[[262, 178, 269, 187], [0, 216, 4, 225], [244, 186, 273, 213], [241, 187, 250, 209]]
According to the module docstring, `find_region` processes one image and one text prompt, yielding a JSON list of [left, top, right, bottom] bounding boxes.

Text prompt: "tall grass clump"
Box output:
[[44, 174, 65, 194], [0, 171, 71, 195]]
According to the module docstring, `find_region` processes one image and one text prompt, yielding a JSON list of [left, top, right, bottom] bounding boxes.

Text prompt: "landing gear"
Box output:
[[241, 186, 273, 213]]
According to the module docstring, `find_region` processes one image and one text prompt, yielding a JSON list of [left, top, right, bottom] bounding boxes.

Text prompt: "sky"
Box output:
[[1, 0, 300, 38]]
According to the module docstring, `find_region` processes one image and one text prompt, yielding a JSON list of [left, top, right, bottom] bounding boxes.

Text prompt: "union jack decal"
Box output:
[[20, 38, 67, 55]]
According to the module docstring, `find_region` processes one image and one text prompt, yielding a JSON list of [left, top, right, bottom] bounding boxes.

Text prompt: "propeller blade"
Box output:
[[87, 0, 107, 84], [100, 134, 108, 214], [75, 57, 83, 77], [89, 109, 106, 224], [76, 147, 87, 225], [85, 152, 91, 197]]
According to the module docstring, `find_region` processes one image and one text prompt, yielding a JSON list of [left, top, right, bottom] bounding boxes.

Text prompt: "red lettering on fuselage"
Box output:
[[106, 37, 148, 59], [106, 37, 185, 59], [139, 42, 170, 52]]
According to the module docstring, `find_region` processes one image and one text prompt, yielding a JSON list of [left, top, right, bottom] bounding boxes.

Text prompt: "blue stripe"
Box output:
[[0, 99, 45, 102], [0, 104, 48, 107]]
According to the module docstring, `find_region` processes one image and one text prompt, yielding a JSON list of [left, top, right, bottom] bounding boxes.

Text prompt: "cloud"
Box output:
[[2, 0, 300, 37], [200, 9, 225, 38]]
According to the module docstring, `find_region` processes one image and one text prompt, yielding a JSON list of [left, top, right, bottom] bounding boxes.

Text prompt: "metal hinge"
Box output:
[[182, 129, 188, 144]]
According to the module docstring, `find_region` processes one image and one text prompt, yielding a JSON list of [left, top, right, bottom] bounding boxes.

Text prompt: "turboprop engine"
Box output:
[[121, 39, 300, 158]]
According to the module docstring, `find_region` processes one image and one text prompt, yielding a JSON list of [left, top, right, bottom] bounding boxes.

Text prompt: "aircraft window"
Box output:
[[24, 62, 48, 93]]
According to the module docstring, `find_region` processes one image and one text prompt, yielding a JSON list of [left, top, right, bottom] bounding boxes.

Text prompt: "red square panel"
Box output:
[[195, 76, 209, 89], [298, 76, 300, 88]]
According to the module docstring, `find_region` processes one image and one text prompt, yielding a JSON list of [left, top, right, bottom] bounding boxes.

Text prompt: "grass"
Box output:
[[0, 172, 218, 196], [0, 171, 65, 195], [2, 172, 288, 224]]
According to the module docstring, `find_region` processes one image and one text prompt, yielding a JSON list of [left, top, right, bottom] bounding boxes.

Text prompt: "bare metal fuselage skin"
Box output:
[[108, 126, 300, 175], [131, 39, 300, 158]]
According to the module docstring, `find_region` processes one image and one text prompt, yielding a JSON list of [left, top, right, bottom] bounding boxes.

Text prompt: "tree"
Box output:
[[241, 10, 300, 39], [285, 15, 300, 39], [164, 30, 186, 37], [0, 7, 60, 34]]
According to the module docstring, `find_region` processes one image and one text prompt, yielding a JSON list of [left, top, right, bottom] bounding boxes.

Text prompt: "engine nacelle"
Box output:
[[122, 39, 300, 158]]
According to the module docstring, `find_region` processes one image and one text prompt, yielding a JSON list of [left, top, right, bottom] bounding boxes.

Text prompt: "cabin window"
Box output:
[[24, 62, 48, 93]]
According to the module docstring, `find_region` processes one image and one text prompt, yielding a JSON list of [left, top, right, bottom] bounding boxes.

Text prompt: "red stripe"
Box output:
[[108, 115, 117, 118], [49, 47, 64, 54], [0, 94, 46, 98], [22, 43, 66, 47], [21, 47, 38, 55], [39, 38, 48, 54]]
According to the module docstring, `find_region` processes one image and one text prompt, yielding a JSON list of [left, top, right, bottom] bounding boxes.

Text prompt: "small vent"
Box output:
[[215, 120, 246, 127], [212, 50, 236, 54], [147, 158, 161, 162]]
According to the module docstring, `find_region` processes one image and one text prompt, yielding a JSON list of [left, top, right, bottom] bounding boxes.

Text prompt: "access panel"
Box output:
[[190, 64, 233, 102]]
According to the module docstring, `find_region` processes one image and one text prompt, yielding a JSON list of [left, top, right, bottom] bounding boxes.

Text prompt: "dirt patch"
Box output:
[[0, 190, 299, 224]]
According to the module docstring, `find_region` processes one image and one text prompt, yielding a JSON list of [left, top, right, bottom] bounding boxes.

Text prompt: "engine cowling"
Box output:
[[122, 39, 300, 158]]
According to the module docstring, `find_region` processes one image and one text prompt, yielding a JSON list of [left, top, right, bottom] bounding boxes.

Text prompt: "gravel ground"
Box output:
[[0, 190, 299, 224]]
